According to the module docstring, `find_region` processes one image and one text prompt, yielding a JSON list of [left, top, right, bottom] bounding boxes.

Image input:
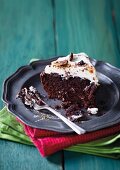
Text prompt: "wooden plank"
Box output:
[[54, 0, 120, 169], [112, 0, 120, 50], [64, 151, 120, 170], [55, 0, 120, 65], [0, 0, 55, 108], [0, 140, 62, 170], [0, 1, 62, 170]]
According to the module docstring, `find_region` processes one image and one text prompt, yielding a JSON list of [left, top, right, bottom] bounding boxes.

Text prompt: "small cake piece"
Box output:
[[16, 86, 45, 108], [40, 53, 99, 109]]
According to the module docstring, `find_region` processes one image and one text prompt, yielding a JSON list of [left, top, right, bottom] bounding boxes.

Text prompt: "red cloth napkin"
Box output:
[[21, 122, 120, 157]]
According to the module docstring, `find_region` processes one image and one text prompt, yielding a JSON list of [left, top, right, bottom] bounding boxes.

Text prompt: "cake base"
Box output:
[[40, 72, 97, 109]]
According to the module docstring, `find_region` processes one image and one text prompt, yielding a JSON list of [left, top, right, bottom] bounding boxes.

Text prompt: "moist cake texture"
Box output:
[[40, 53, 99, 111]]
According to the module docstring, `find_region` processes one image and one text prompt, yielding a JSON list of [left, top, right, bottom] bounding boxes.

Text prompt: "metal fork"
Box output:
[[33, 103, 86, 135]]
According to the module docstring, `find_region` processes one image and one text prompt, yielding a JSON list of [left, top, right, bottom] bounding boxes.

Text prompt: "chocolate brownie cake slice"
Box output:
[[40, 53, 99, 112]]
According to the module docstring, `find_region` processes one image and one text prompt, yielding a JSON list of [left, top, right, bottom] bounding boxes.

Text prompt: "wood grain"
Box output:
[[0, 0, 55, 108], [54, 0, 120, 169], [112, 0, 120, 51], [0, 140, 62, 170], [0, 1, 62, 170], [55, 0, 120, 66], [64, 151, 120, 170]]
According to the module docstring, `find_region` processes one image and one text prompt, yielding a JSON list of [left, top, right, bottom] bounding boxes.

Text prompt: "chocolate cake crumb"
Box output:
[[67, 108, 89, 122], [66, 104, 80, 117], [54, 105, 61, 110], [17, 86, 45, 108], [61, 101, 72, 109]]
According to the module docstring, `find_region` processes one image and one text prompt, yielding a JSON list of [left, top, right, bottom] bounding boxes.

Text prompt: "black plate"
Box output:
[[2, 57, 120, 133]]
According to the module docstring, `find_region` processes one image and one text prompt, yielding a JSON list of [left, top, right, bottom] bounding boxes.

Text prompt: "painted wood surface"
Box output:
[[64, 151, 120, 170], [54, 0, 120, 169], [55, 0, 120, 65], [0, 0, 55, 109], [0, 0, 120, 170], [0, 140, 62, 170], [0, 0, 62, 170]]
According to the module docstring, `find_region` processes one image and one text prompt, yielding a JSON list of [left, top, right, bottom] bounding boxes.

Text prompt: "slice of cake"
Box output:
[[40, 53, 99, 110]]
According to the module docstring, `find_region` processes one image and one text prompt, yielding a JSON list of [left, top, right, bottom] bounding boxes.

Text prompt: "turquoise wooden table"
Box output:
[[0, 0, 120, 169]]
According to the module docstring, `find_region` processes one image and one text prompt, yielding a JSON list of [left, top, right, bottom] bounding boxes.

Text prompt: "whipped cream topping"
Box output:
[[45, 53, 98, 84], [87, 108, 98, 114]]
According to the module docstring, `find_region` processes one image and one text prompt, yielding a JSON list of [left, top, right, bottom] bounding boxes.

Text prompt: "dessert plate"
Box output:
[[2, 57, 120, 133]]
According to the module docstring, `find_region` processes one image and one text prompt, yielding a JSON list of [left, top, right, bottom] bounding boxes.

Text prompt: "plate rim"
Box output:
[[2, 56, 120, 133]]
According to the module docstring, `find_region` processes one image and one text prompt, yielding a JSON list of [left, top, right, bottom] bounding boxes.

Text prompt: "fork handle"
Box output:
[[47, 106, 86, 135]]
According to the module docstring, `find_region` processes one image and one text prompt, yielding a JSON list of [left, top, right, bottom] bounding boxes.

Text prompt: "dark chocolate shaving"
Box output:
[[78, 60, 86, 66], [53, 60, 68, 67], [69, 52, 74, 61]]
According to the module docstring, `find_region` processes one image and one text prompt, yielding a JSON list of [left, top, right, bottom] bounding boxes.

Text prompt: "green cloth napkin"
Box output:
[[0, 107, 120, 159], [0, 107, 33, 145]]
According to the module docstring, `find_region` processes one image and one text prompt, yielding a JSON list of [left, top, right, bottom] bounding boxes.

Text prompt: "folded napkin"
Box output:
[[23, 121, 120, 157], [0, 107, 120, 159], [0, 107, 32, 145]]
